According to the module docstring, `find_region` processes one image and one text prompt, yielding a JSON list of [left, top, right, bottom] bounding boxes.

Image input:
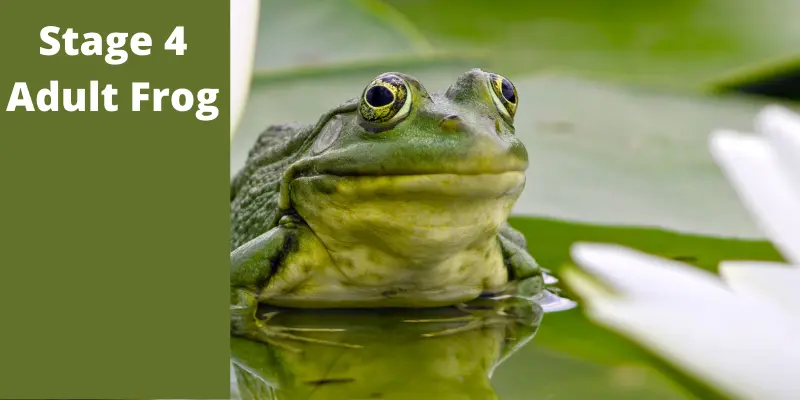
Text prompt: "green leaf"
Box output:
[[505, 73, 800, 238], [249, 0, 800, 95], [383, 0, 800, 90], [252, 0, 436, 72], [508, 216, 784, 276]]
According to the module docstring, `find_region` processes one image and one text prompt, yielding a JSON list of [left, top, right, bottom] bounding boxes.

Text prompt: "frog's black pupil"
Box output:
[[366, 86, 394, 107], [501, 79, 516, 103]]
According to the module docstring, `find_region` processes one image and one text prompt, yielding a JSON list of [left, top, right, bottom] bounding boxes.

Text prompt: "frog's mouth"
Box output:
[[292, 171, 525, 199]]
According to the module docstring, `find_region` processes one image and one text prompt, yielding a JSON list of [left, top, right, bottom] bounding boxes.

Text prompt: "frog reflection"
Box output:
[[231, 298, 543, 400]]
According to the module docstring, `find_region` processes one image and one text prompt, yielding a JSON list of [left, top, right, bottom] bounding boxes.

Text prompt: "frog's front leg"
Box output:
[[497, 225, 545, 298], [230, 216, 360, 350]]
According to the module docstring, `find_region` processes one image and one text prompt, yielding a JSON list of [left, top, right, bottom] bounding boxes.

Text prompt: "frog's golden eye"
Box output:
[[358, 73, 411, 127], [487, 73, 517, 119]]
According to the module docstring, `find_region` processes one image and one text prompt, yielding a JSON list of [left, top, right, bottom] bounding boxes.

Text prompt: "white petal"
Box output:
[[568, 243, 800, 398], [709, 130, 800, 265], [585, 299, 800, 400], [542, 271, 559, 285], [230, 0, 260, 139], [756, 105, 800, 189], [719, 260, 800, 316], [562, 105, 800, 400], [570, 243, 735, 306]]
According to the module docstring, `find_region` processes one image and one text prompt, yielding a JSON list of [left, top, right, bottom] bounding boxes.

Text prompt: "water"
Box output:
[[231, 297, 547, 400]]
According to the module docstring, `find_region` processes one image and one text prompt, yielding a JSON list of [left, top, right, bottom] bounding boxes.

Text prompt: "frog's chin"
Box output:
[[292, 171, 525, 200]]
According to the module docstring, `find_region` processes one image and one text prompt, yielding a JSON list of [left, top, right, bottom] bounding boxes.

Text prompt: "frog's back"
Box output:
[[230, 123, 312, 250]]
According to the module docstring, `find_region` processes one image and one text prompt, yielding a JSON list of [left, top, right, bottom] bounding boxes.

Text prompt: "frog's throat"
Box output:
[[286, 172, 523, 274]]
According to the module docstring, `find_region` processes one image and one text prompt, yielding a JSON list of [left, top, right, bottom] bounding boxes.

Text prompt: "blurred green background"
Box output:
[[231, 1, 798, 398]]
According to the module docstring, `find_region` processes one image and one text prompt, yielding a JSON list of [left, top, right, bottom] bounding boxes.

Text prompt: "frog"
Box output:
[[230, 68, 544, 345]]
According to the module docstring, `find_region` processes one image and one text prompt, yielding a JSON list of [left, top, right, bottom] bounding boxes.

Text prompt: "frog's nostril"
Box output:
[[440, 115, 463, 133]]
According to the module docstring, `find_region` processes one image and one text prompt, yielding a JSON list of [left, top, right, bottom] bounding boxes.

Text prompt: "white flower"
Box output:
[[563, 105, 800, 400], [230, 0, 260, 139]]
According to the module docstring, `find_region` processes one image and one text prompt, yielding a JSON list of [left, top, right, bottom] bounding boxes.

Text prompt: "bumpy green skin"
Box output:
[[230, 69, 543, 325]]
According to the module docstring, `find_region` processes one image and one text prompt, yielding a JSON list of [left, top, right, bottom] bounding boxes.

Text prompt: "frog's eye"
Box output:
[[358, 73, 412, 127], [487, 73, 517, 119]]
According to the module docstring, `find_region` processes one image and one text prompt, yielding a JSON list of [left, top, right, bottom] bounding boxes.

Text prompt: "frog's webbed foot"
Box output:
[[252, 311, 362, 352]]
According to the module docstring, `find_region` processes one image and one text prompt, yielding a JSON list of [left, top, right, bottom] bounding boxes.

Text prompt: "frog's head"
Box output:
[[301, 68, 527, 178], [289, 69, 528, 258]]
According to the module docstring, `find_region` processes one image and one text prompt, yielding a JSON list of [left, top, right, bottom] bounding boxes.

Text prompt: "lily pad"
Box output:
[[253, 0, 435, 72], [507, 74, 800, 238], [509, 216, 783, 276], [251, 0, 800, 90], [383, 0, 800, 90]]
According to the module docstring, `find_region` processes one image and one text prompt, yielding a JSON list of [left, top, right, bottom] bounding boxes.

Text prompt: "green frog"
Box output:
[[230, 68, 544, 344]]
